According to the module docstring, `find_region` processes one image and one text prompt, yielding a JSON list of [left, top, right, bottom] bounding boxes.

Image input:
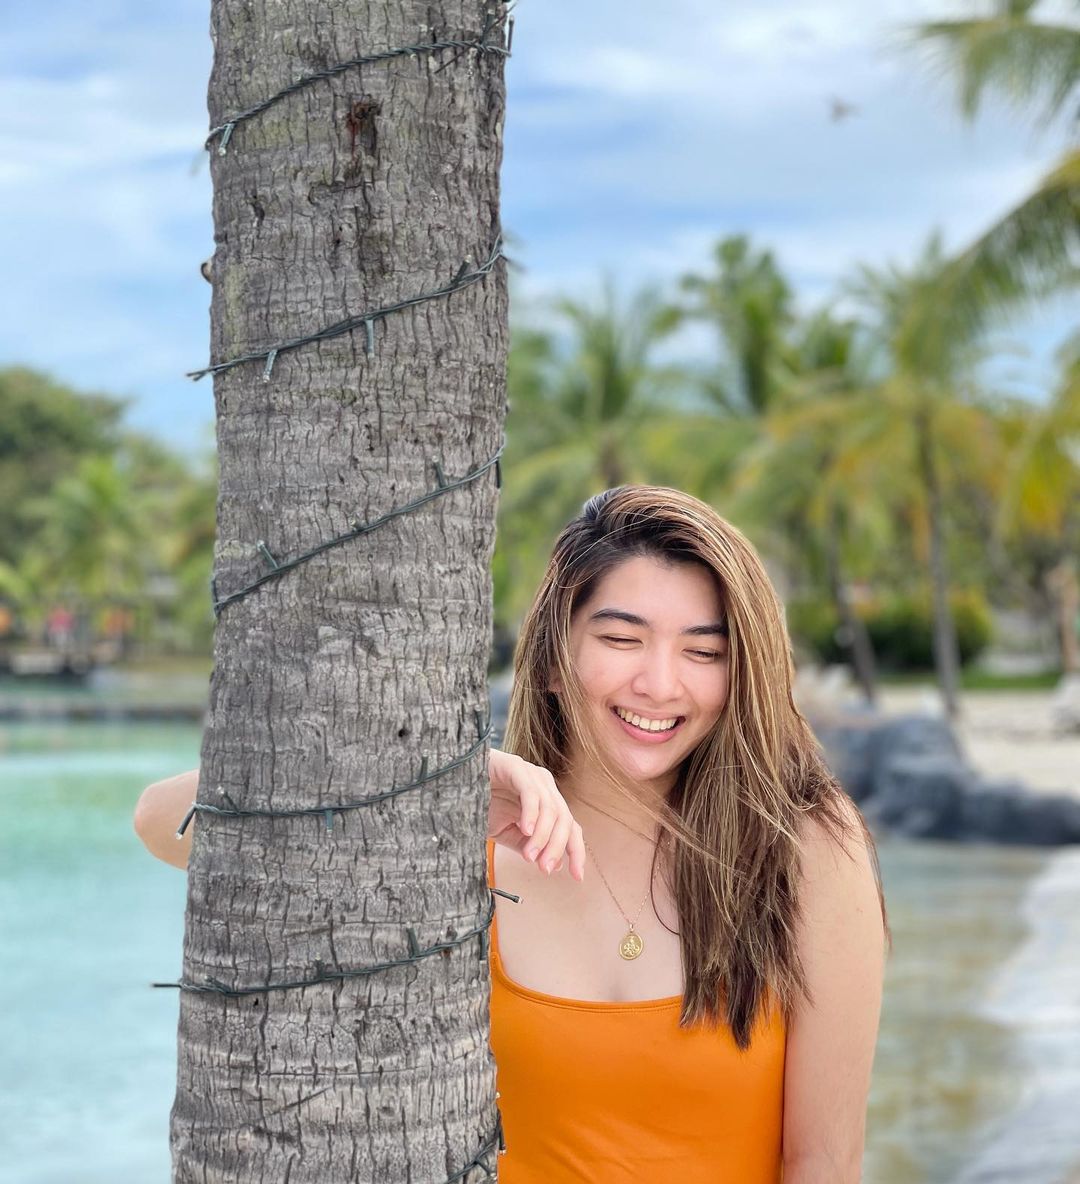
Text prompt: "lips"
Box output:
[[610, 706, 686, 742]]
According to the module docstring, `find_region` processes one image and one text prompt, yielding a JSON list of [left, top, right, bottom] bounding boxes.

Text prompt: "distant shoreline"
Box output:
[[0, 698, 207, 722]]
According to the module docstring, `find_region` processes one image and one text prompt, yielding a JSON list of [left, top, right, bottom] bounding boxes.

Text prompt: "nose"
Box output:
[[629, 645, 683, 707]]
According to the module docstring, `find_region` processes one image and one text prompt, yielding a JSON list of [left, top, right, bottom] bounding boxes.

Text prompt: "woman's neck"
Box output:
[[557, 767, 673, 847]]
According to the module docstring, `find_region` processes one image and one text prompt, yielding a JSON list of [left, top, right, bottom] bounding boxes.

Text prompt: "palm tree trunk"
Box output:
[[1045, 556, 1079, 674], [914, 402, 962, 720], [170, 2, 509, 1180], [823, 497, 878, 706], [598, 430, 625, 489]]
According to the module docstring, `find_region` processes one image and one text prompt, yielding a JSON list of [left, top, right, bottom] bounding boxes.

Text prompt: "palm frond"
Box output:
[[897, 10, 1080, 130], [926, 148, 1080, 342]]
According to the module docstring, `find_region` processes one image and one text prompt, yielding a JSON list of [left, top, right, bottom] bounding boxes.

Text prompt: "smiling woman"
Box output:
[[487, 483, 890, 1183], [132, 479, 889, 1183]]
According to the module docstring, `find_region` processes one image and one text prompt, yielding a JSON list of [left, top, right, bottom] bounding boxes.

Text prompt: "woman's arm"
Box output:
[[133, 768, 199, 870], [781, 798, 886, 1182], [132, 750, 585, 876]]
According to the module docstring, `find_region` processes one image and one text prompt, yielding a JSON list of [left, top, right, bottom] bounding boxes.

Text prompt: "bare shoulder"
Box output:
[[783, 793, 885, 1174], [796, 792, 874, 882], [792, 793, 885, 960]]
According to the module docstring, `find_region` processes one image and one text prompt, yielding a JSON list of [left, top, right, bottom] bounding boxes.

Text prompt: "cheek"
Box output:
[[699, 666, 730, 714], [576, 649, 620, 689]]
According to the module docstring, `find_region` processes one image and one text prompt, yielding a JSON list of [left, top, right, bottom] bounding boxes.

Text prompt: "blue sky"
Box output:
[[2, 0, 1076, 458]]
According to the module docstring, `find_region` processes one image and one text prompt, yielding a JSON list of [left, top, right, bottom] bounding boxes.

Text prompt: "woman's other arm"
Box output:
[[133, 769, 199, 869], [781, 797, 886, 1183], [134, 749, 586, 876]]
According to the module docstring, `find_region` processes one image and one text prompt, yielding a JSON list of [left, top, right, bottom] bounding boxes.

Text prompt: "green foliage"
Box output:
[[673, 234, 797, 416], [20, 453, 148, 601], [788, 588, 994, 671], [901, 2, 1079, 131], [6, 10, 1078, 674], [784, 598, 839, 659], [899, 4, 1080, 331], [0, 366, 217, 654], [495, 277, 693, 629], [0, 366, 128, 568]]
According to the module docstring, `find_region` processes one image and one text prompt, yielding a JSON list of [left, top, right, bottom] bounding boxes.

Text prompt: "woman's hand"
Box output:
[[487, 748, 586, 881], [133, 768, 199, 870]]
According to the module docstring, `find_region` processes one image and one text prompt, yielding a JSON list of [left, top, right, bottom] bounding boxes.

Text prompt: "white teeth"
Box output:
[[613, 706, 681, 732]]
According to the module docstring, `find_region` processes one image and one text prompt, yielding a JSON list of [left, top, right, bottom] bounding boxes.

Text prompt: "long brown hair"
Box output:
[[501, 484, 891, 1049]]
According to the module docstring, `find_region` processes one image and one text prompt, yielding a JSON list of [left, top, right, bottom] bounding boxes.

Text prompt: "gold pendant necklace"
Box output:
[[582, 835, 654, 961]]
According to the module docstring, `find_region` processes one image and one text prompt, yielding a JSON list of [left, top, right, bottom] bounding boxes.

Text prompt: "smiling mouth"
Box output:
[[611, 706, 685, 733]]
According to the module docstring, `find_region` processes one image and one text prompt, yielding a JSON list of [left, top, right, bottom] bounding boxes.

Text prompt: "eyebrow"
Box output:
[[587, 608, 729, 637]]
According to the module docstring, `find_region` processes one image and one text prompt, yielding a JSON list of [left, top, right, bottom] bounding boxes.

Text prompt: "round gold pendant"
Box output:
[[619, 930, 644, 960]]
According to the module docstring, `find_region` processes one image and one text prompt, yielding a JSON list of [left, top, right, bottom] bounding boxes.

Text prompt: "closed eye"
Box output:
[[600, 635, 723, 660]]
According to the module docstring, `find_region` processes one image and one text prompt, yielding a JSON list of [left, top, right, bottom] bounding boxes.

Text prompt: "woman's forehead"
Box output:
[[582, 556, 724, 615]]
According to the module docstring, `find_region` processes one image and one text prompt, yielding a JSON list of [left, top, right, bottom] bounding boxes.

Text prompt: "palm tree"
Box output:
[[902, 1, 1080, 332], [842, 231, 1013, 718], [169, 2, 510, 1180], [902, 2, 1080, 676], [21, 453, 151, 610], [664, 234, 824, 581], [497, 274, 688, 623], [994, 334, 1080, 669], [673, 234, 797, 418], [785, 310, 884, 703], [720, 307, 899, 704], [0, 365, 127, 571]]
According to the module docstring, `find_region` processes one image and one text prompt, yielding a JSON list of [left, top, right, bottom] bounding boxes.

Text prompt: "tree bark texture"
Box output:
[[172, 2, 509, 1180]]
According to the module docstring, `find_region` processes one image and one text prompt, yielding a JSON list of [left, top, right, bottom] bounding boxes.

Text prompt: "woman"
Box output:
[[135, 483, 889, 1183]]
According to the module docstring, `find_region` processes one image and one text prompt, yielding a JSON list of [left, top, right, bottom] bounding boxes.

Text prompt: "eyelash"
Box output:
[[600, 636, 724, 660]]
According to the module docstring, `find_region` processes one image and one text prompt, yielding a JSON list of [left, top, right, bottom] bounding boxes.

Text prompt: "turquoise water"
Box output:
[[2, 719, 1078, 1184], [1, 723, 195, 1184]]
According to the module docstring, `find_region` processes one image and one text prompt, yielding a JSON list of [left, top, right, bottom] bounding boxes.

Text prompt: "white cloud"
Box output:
[[1, 0, 1075, 452], [0, 74, 205, 187], [513, 0, 943, 109]]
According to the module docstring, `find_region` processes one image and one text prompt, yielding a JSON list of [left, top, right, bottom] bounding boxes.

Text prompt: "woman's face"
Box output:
[[556, 554, 730, 796]]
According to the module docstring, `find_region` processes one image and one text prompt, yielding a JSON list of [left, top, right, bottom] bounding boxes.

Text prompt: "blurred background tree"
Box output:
[[903, 0, 1079, 329], [4, 2, 1078, 689], [0, 366, 217, 658]]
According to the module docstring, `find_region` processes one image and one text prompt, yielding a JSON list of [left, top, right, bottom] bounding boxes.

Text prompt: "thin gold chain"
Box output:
[[582, 835, 653, 931]]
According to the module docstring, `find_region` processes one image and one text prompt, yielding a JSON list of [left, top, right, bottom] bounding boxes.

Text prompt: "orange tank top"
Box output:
[[485, 838, 787, 1183]]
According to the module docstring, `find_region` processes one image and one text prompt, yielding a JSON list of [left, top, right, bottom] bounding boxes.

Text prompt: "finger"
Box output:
[[523, 777, 560, 861], [539, 810, 572, 874], [516, 770, 541, 839], [489, 751, 540, 842]]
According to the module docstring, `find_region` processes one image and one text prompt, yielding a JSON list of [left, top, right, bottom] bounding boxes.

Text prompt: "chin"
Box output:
[[617, 744, 683, 777]]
